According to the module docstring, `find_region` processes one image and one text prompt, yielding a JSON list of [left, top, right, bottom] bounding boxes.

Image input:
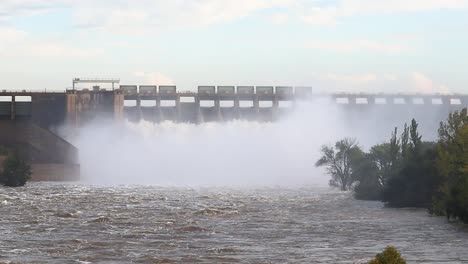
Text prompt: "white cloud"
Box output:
[[0, 0, 69, 21], [304, 39, 411, 54], [25, 43, 102, 58], [321, 73, 378, 85], [0, 27, 27, 42], [269, 13, 289, 24], [382, 74, 398, 81], [343, 0, 468, 13], [133, 72, 174, 85], [300, 0, 468, 25], [69, 0, 295, 33], [300, 7, 339, 26], [3, 0, 468, 31], [411, 72, 450, 94], [316, 72, 452, 94], [0, 26, 102, 58]]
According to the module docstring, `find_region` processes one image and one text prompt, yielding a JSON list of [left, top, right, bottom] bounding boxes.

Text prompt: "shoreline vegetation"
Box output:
[[316, 107, 468, 224], [367, 247, 406, 264], [0, 146, 31, 187]]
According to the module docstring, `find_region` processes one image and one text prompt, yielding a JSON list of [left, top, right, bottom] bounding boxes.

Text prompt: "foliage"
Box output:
[[432, 108, 468, 222], [382, 119, 440, 207], [383, 141, 439, 207], [353, 119, 440, 207], [400, 123, 409, 160], [368, 247, 406, 264], [0, 152, 32, 187], [315, 138, 364, 191], [348, 107, 468, 224], [352, 152, 381, 200], [0, 145, 8, 155]]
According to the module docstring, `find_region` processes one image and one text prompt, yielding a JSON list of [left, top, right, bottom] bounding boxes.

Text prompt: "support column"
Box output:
[[156, 95, 162, 122], [195, 95, 201, 124], [152, 99, 158, 123], [176, 96, 181, 122], [461, 96, 468, 107], [273, 96, 279, 121], [113, 91, 124, 121], [215, 97, 221, 121], [254, 95, 259, 119], [66, 91, 78, 128], [10, 95, 15, 120], [234, 97, 240, 119], [136, 95, 142, 121], [441, 96, 451, 106]]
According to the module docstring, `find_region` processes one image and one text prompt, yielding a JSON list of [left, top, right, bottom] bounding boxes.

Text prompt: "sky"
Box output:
[[0, 0, 467, 93]]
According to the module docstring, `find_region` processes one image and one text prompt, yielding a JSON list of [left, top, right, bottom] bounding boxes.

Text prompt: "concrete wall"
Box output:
[[66, 90, 124, 127], [0, 120, 80, 181], [0, 155, 5, 175], [31, 164, 80, 181], [0, 157, 79, 182]]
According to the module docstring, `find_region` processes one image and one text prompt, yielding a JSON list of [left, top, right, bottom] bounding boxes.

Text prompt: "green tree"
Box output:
[[401, 123, 410, 159], [354, 129, 401, 201], [409, 119, 422, 153], [369, 143, 396, 187], [0, 153, 32, 187], [353, 152, 381, 200], [383, 119, 439, 207], [0, 146, 8, 155], [389, 127, 401, 171], [433, 108, 468, 222], [316, 138, 364, 191], [368, 247, 406, 264]]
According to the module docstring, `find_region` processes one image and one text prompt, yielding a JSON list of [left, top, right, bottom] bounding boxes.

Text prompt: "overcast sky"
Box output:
[[1, 0, 467, 93]]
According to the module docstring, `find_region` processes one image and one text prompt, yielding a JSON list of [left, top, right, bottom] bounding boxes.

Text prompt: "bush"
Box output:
[[0, 146, 8, 155], [368, 247, 406, 264], [0, 153, 31, 187]]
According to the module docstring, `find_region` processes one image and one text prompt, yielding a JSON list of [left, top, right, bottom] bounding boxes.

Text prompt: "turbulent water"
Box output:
[[1, 183, 467, 263]]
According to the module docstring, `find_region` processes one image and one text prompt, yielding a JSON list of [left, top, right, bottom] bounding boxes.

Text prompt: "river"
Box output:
[[1, 183, 467, 263]]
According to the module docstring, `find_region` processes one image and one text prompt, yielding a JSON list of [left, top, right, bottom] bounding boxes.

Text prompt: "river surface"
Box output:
[[0, 183, 467, 264]]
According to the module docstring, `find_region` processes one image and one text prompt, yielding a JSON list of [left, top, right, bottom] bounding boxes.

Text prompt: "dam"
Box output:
[[0, 80, 467, 181], [1, 84, 467, 126]]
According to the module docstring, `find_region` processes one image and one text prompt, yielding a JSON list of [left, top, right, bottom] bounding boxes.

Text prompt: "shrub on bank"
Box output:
[[0, 151, 31, 187], [0, 146, 8, 155], [368, 247, 406, 264]]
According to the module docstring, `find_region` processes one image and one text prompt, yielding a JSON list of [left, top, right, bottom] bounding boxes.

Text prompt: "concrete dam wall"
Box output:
[[1, 87, 467, 126], [0, 121, 79, 181]]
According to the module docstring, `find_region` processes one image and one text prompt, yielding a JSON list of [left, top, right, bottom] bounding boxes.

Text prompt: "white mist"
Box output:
[[71, 100, 442, 187]]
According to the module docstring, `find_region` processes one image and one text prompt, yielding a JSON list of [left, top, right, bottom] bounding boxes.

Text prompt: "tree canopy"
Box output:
[[433, 108, 468, 221], [315, 138, 364, 191], [0, 151, 31, 187], [368, 247, 406, 264], [344, 108, 468, 224]]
